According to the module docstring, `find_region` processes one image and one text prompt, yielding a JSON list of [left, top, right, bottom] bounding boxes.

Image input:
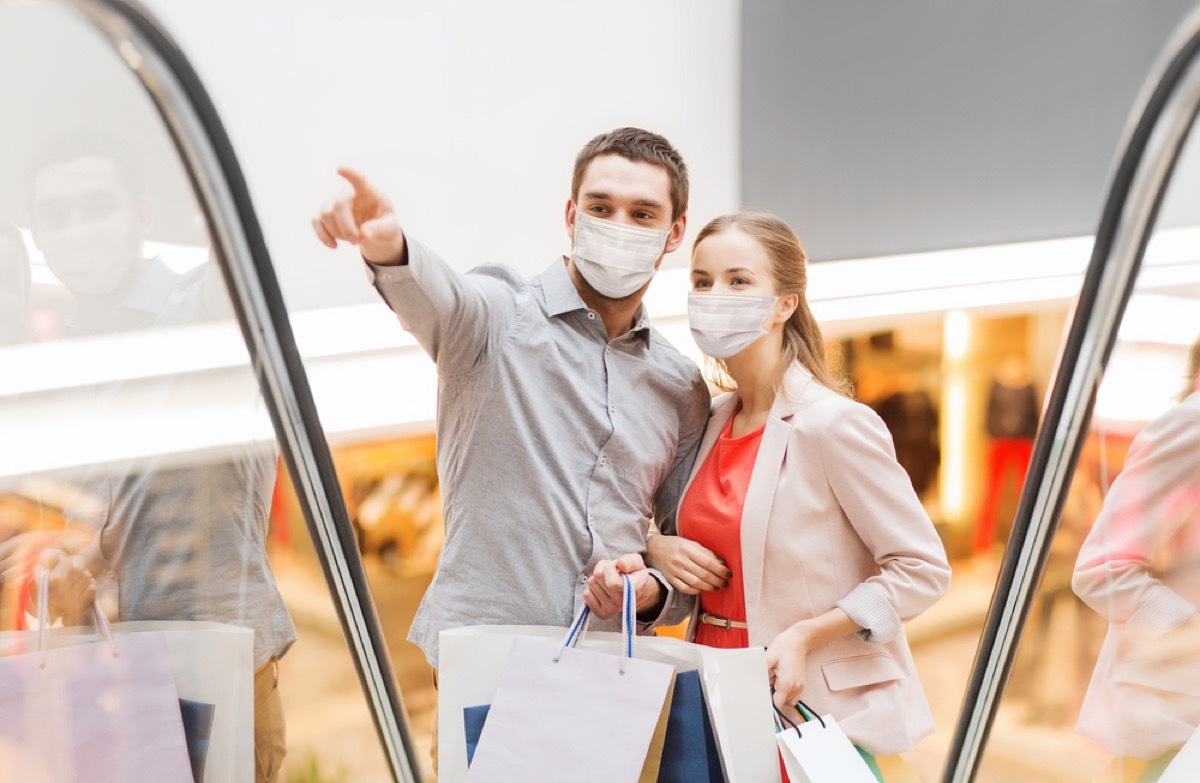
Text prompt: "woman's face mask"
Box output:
[[571, 213, 669, 299], [688, 292, 779, 359]]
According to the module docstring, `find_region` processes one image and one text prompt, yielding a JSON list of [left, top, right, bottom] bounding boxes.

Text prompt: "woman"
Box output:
[[647, 210, 951, 780], [1072, 337, 1200, 782]]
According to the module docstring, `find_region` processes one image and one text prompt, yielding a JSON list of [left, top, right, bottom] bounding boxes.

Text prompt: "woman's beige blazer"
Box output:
[[676, 363, 951, 754]]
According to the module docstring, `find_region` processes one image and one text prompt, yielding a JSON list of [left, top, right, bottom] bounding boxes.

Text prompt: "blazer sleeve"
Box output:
[[821, 402, 952, 644], [1072, 402, 1200, 634]]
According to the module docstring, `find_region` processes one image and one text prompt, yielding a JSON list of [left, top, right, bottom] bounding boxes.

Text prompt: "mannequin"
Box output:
[[974, 354, 1039, 555]]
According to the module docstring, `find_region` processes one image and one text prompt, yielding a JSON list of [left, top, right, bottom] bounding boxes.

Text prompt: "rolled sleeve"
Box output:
[[1125, 584, 1197, 634], [371, 238, 520, 374], [837, 582, 903, 644], [637, 567, 696, 630]]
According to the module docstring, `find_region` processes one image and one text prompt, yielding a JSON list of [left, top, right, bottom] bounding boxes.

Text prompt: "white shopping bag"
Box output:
[[439, 608, 779, 783], [0, 576, 194, 782], [466, 576, 675, 782], [1160, 724, 1200, 783], [0, 615, 255, 783], [776, 707, 879, 783]]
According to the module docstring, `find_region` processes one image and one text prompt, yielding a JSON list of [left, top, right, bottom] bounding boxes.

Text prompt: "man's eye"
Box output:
[[634, 211, 654, 220]]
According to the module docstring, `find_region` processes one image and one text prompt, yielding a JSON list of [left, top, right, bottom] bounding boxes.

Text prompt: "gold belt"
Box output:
[[699, 612, 748, 630]]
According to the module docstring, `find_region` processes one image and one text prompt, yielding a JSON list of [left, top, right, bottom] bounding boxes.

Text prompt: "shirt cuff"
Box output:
[[836, 582, 903, 645], [636, 568, 673, 631], [1126, 586, 1198, 634]]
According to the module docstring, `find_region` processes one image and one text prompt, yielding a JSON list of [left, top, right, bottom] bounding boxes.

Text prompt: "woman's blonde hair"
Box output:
[[693, 210, 848, 395]]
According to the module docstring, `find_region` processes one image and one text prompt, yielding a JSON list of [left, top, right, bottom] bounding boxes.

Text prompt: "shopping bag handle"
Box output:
[[555, 573, 635, 673], [35, 570, 115, 658], [771, 691, 826, 738]]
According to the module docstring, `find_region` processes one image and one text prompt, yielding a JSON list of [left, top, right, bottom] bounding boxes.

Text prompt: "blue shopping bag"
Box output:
[[463, 703, 490, 766], [179, 698, 216, 782], [659, 669, 725, 782]]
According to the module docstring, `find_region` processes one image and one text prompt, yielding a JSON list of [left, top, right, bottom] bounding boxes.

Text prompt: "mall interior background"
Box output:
[[3, 1, 1200, 781]]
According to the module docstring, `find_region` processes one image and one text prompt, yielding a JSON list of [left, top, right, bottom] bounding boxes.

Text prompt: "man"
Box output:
[[312, 127, 710, 663], [28, 133, 295, 783]]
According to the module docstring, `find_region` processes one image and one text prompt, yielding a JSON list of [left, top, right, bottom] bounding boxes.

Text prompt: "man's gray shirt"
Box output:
[[371, 239, 710, 667]]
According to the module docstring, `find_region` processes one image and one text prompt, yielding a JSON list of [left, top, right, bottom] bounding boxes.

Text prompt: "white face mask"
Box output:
[[571, 213, 669, 299], [688, 291, 779, 359]]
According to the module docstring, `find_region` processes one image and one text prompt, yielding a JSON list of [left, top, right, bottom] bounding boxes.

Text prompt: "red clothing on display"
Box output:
[[678, 412, 763, 649]]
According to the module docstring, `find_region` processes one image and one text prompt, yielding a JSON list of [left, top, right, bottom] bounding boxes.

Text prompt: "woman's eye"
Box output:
[[693, 280, 710, 290], [731, 277, 750, 286]]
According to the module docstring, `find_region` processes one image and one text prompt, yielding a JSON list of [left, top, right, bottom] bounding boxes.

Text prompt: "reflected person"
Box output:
[[646, 211, 951, 781], [313, 127, 711, 766], [1073, 337, 1200, 781], [27, 133, 296, 783]]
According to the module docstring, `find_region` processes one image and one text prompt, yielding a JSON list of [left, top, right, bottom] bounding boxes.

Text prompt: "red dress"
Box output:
[[678, 412, 762, 648]]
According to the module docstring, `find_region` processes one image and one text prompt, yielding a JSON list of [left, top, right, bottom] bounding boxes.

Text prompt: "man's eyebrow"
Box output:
[[581, 192, 665, 210]]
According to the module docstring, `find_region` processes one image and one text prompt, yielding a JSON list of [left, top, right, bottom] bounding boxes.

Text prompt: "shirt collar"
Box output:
[[539, 256, 653, 338]]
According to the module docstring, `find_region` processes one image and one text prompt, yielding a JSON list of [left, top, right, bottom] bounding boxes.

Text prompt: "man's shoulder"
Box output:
[[646, 326, 706, 388]]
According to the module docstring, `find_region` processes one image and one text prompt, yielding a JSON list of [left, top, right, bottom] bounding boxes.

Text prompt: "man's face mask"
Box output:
[[688, 291, 779, 359], [571, 213, 669, 299]]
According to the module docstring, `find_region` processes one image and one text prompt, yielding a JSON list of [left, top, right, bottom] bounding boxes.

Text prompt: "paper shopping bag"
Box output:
[[463, 703, 490, 766], [0, 605, 193, 782], [179, 698, 217, 782], [659, 668, 725, 782], [1160, 724, 1200, 783], [465, 635, 674, 782], [0, 619, 255, 783], [776, 707, 880, 783], [439, 622, 777, 782], [463, 671, 723, 782], [466, 575, 676, 782]]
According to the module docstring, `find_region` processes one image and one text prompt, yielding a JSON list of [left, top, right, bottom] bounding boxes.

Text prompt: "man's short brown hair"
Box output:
[[571, 128, 689, 221]]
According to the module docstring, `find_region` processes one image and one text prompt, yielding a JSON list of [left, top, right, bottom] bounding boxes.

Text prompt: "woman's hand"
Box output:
[[765, 624, 815, 714], [645, 533, 730, 595], [32, 548, 97, 627]]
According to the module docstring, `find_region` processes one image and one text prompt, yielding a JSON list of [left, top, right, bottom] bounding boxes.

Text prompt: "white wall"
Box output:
[[141, 0, 742, 310]]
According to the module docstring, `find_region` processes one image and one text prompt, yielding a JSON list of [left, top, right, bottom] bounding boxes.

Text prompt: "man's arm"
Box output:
[[313, 168, 516, 372]]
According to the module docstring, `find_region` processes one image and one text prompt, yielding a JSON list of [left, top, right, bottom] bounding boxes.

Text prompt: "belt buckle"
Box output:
[[704, 612, 732, 630]]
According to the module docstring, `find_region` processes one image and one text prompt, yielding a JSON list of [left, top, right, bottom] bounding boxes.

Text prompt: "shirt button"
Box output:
[[599, 455, 607, 466], [609, 403, 616, 414], [587, 312, 596, 320], [381, 273, 393, 282], [580, 573, 588, 585]]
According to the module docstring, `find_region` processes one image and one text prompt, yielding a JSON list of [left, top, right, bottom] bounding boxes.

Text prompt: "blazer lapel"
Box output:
[[674, 392, 740, 523], [740, 364, 817, 642], [740, 410, 790, 640]]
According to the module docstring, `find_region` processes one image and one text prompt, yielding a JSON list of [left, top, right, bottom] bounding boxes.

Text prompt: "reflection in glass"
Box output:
[[973, 121, 1200, 779], [0, 4, 388, 781], [1071, 338, 1200, 780]]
